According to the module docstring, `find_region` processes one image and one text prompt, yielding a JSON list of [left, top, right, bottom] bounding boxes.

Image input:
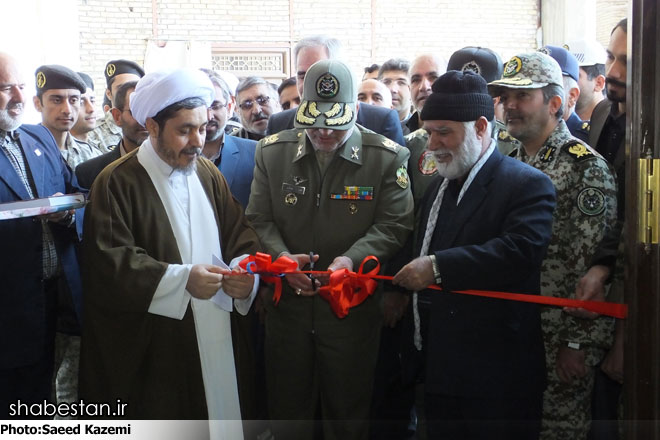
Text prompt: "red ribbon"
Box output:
[[237, 254, 628, 319], [318, 256, 381, 318], [239, 252, 298, 304]]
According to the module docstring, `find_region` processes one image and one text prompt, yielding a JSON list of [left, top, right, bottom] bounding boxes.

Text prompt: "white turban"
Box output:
[[130, 68, 215, 126]]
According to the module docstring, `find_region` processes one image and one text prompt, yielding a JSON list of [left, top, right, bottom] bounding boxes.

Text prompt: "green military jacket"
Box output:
[[404, 128, 438, 206], [246, 127, 414, 271], [86, 110, 121, 153], [512, 120, 617, 355]]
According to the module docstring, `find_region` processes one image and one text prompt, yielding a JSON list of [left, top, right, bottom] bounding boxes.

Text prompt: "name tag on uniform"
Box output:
[[282, 183, 306, 195], [330, 186, 374, 200]]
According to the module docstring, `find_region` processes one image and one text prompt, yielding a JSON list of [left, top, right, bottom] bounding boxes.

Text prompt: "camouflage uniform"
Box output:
[[493, 120, 521, 157], [490, 52, 617, 440], [513, 121, 617, 440], [86, 110, 120, 153], [61, 133, 102, 170]]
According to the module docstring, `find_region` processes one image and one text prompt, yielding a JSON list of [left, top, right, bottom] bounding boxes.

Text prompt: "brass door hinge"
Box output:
[[638, 158, 660, 246]]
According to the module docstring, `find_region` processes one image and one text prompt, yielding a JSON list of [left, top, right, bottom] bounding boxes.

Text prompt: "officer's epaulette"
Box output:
[[405, 128, 427, 141], [362, 132, 402, 153], [497, 129, 518, 143], [259, 129, 302, 147], [561, 139, 595, 162]]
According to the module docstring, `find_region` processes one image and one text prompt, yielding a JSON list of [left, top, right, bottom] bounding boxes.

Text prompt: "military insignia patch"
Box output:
[[396, 166, 409, 189], [292, 175, 306, 185], [349, 202, 358, 215], [418, 151, 438, 175], [503, 56, 523, 77], [284, 193, 298, 206], [461, 61, 481, 75], [382, 138, 399, 151], [106, 63, 116, 77], [326, 104, 353, 126], [296, 144, 303, 157], [566, 142, 594, 161], [263, 134, 279, 145], [351, 146, 360, 160], [581, 121, 590, 132], [577, 187, 606, 216], [540, 146, 556, 162], [296, 102, 316, 125], [316, 73, 339, 98], [36, 72, 46, 89]]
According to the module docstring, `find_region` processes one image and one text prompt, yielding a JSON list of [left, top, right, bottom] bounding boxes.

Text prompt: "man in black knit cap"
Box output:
[[392, 70, 557, 440]]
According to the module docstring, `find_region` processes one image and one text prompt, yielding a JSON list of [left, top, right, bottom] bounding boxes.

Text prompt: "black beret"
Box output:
[[77, 72, 94, 91], [421, 70, 495, 122], [104, 59, 145, 86], [447, 46, 504, 84], [35, 65, 86, 94]]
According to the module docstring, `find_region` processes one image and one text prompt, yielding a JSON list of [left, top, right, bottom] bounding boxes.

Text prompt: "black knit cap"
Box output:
[[35, 65, 86, 94], [420, 70, 494, 122]]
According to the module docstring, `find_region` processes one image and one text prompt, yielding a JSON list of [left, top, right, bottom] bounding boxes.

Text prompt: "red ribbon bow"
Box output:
[[318, 256, 380, 318], [239, 252, 298, 304]]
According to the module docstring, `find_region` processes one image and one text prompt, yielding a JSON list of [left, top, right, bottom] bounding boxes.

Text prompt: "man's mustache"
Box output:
[[252, 112, 268, 122], [606, 77, 626, 89]]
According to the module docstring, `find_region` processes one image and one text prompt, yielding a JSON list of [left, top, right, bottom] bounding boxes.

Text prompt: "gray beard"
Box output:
[[0, 108, 23, 132]]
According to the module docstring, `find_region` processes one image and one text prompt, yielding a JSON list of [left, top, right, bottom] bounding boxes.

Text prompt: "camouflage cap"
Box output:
[[294, 59, 357, 130], [487, 52, 563, 95]]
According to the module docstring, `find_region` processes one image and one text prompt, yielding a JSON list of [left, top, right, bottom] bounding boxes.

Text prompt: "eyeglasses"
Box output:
[[209, 101, 228, 111], [239, 95, 270, 111]]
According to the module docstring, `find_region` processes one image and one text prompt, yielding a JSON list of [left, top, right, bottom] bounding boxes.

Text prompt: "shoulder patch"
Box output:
[[577, 187, 606, 216], [382, 138, 402, 151], [259, 129, 300, 147], [396, 165, 409, 189], [361, 132, 401, 153], [262, 134, 279, 145], [562, 140, 595, 162], [497, 129, 517, 142]]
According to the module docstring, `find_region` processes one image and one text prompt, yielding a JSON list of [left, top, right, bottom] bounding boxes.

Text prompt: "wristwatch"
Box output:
[[566, 341, 581, 350], [428, 255, 442, 285]]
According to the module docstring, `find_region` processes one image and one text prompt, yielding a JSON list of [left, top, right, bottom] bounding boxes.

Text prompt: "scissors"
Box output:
[[308, 251, 316, 291]]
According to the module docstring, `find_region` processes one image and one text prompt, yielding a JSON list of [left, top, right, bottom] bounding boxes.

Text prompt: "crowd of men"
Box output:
[[0, 19, 628, 440]]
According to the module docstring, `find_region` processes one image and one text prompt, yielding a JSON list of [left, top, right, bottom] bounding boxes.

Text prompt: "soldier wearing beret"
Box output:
[[489, 52, 617, 440], [70, 72, 97, 145], [33, 65, 101, 170], [246, 59, 414, 440], [539, 45, 591, 143], [86, 59, 144, 153]]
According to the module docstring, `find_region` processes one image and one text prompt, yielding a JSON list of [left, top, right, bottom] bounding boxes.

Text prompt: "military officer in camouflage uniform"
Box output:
[[246, 59, 413, 440], [86, 59, 144, 153], [489, 52, 617, 440]]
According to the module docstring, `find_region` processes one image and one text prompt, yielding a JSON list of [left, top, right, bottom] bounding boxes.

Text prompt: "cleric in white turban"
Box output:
[[80, 67, 261, 439], [130, 68, 215, 126]]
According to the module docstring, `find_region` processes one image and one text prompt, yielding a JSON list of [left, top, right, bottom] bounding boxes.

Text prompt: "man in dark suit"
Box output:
[[266, 35, 405, 146], [0, 53, 83, 417], [393, 71, 556, 440], [75, 80, 147, 189], [201, 70, 257, 209]]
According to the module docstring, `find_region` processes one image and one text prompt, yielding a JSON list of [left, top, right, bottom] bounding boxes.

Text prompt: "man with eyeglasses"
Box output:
[[202, 70, 257, 209], [75, 81, 148, 189], [231, 76, 281, 141]]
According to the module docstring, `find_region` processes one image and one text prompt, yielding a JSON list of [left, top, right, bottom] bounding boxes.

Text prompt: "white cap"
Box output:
[[564, 39, 607, 67]]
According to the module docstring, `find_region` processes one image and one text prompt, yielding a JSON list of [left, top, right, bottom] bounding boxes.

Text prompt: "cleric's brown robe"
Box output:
[[78, 150, 260, 419]]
